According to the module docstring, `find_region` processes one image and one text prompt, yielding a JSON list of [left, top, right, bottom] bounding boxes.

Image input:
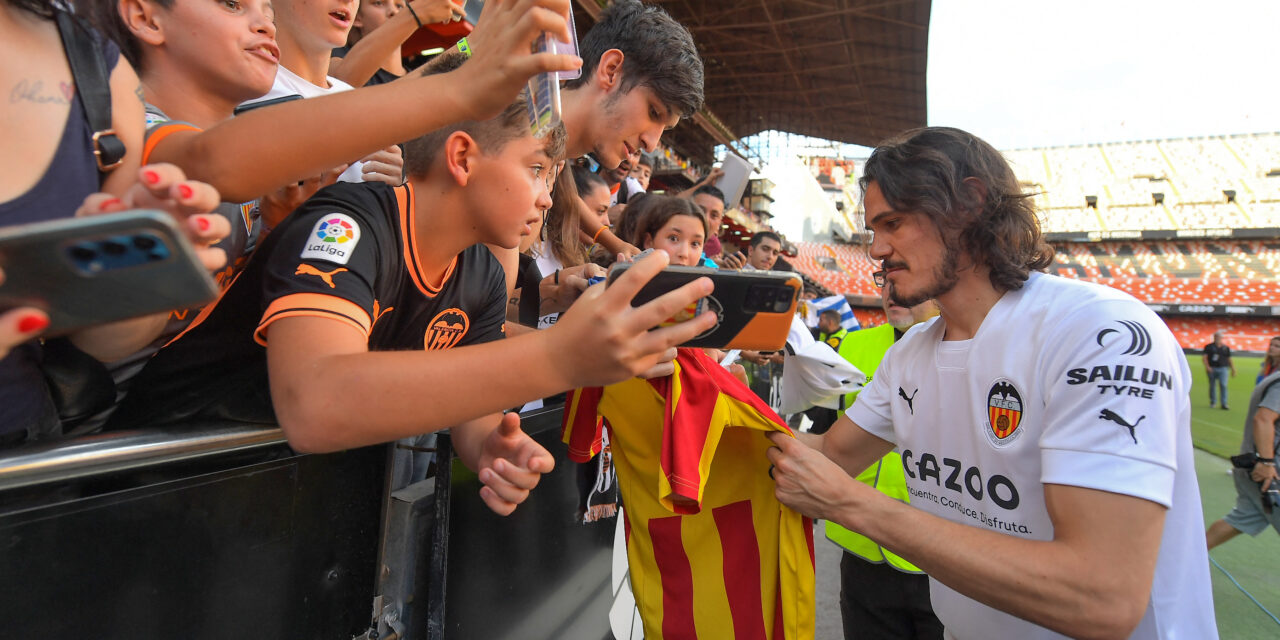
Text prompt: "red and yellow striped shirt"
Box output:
[[564, 349, 816, 639]]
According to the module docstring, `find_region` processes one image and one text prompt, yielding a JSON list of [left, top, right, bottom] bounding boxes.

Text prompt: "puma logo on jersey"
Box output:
[[899, 387, 918, 414], [1098, 408, 1144, 444], [295, 264, 347, 289]]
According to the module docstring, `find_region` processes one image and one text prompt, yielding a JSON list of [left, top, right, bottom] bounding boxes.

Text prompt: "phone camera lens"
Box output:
[[100, 240, 128, 256], [68, 244, 98, 263], [132, 234, 157, 251]]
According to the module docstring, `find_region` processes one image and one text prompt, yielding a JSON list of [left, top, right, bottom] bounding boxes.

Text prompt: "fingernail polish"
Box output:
[[100, 197, 123, 210], [143, 170, 161, 184], [18, 314, 49, 333], [197, 217, 210, 232], [178, 184, 194, 199]]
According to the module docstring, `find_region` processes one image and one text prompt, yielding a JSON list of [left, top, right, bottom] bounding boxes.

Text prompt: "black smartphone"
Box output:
[[0, 211, 219, 336], [233, 94, 302, 116], [606, 263, 802, 350]]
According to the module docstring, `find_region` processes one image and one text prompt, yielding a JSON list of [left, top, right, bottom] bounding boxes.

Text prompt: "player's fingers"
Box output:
[[496, 411, 521, 437], [480, 463, 536, 500]]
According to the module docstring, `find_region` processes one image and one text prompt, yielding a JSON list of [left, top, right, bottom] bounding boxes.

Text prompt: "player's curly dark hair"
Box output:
[[860, 127, 1052, 292]]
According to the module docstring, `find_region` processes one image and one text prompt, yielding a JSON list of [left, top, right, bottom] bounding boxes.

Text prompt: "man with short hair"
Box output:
[[747, 231, 783, 271], [1203, 330, 1235, 409], [690, 184, 727, 266], [767, 126, 1216, 639]]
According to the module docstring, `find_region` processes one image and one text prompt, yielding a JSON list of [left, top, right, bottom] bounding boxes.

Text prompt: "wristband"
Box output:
[[1259, 457, 1276, 464], [457, 37, 472, 58], [554, 270, 560, 285], [592, 226, 608, 244], [404, 2, 423, 28]]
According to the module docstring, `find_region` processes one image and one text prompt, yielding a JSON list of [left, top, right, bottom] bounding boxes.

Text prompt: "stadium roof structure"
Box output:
[[573, 0, 932, 165]]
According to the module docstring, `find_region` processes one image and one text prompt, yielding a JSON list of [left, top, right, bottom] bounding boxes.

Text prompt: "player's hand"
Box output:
[[717, 250, 747, 270], [0, 268, 48, 358], [76, 164, 229, 272], [408, 0, 467, 24], [703, 167, 725, 185], [475, 412, 556, 515], [455, 0, 580, 121], [259, 164, 350, 230], [739, 350, 769, 366], [540, 263, 606, 315], [766, 430, 861, 521], [360, 146, 404, 186], [549, 250, 716, 388]]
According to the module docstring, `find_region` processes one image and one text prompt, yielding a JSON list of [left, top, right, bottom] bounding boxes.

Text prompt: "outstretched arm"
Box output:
[[146, 0, 578, 203], [330, 0, 467, 87]]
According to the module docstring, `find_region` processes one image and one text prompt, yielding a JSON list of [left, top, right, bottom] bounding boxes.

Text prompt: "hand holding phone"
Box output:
[[0, 211, 219, 336], [606, 263, 801, 351]]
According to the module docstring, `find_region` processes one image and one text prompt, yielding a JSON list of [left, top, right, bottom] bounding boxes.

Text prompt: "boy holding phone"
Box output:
[[112, 80, 715, 515]]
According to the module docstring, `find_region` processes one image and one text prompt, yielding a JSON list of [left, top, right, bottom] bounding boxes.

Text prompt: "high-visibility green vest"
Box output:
[[822, 323, 923, 573]]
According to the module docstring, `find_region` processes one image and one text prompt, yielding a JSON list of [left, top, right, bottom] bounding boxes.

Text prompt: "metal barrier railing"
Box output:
[[0, 423, 287, 492]]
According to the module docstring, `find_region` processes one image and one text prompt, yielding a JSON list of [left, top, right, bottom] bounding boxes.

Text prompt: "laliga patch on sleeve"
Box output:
[[300, 213, 362, 265]]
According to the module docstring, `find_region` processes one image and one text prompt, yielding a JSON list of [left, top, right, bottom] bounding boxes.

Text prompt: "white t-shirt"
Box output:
[[846, 272, 1216, 639], [240, 66, 365, 183], [532, 239, 565, 330]]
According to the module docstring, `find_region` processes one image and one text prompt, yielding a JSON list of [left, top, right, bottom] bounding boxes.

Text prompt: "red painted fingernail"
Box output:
[[143, 170, 161, 185], [99, 197, 123, 210], [18, 314, 48, 333], [178, 184, 194, 199], [196, 217, 210, 232]]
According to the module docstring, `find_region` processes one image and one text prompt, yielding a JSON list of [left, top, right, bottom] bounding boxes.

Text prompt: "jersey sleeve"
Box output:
[[254, 184, 390, 345], [844, 341, 897, 443], [1038, 300, 1185, 507]]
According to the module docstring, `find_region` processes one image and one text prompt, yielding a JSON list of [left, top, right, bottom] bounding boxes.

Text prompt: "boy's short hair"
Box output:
[[819, 309, 842, 323], [404, 54, 566, 179], [635, 153, 653, 169], [76, 0, 175, 70], [750, 230, 782, 248], [563, 0, 704, 118], [692, 185, 726, 205]]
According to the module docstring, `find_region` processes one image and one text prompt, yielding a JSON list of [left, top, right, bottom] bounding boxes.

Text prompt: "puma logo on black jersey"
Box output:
[[899, 387, 918, 414], [1098, 408, 1144, 444], [295, 264, 348, 289]]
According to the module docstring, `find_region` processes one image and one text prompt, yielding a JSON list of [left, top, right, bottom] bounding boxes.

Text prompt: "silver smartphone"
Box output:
[[0, 210, 219, 335]]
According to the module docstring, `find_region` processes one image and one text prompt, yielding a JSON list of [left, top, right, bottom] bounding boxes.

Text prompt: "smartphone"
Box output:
[[606, 264, 802, 351], [0, 210, 219, 336], [527, 33, 562, 138], [233, 94, 302, 117]]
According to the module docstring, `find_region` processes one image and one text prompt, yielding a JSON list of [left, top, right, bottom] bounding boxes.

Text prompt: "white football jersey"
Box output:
[[847, 272, 1216, 639]]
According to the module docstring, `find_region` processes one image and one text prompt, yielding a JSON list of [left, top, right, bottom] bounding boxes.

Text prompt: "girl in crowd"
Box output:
[[628, 195, 707, 268], [2, 0, 225, 443], [331, 0, 465, 87], [572, 163, 611, 230]]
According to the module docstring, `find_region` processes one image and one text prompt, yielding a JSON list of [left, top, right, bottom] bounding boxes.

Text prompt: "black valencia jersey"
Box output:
[[111, 182, 507, 428]]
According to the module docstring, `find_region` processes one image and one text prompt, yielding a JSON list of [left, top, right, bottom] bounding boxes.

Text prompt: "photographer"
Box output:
[[1206, 369, 1280, 549]]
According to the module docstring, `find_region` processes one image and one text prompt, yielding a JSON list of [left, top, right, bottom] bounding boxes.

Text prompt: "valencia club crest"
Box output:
[[985, 378, 1025, 447]]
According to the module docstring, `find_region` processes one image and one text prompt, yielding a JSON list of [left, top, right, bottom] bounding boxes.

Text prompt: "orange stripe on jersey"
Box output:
[[714, 500, 768, 640], [142, 122, 201, 165], [397, 183, 457, 298], [649, 515, 696, 639], [255, 292, 371, 345]]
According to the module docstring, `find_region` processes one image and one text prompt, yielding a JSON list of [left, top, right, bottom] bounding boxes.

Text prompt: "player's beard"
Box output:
[[890, 243, 959, 308]]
